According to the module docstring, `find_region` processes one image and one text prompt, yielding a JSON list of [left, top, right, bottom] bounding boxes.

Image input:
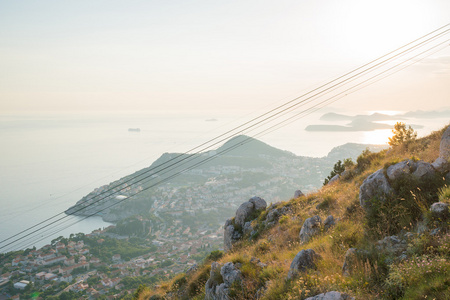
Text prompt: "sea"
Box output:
[[0, 110, 448, 252]]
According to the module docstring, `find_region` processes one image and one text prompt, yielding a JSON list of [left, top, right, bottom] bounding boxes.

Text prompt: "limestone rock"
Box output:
[[440, 125, 450, 160], [287, 249, 320, 279], [359, 169, 393, 209], [224, 222, 242, 252], [235, 202, 255, 227], [323, 215, 336, 230], [328, 174, 340, 185], [432, 157, 449, 173], [235, 197, 267, 227], [243, 222, 253, 236], [430, 202, 450, 221], [305, 291, 355, 300], [299, 216, 322, 244], [376, 235, 407, 256], [205, 262, 242, 300], [342, 248, 370, 276], [249, 196, 267, 211], [412, 161, 436, 180], [294, 190, 304, 198], [386, 160, 414, 181]]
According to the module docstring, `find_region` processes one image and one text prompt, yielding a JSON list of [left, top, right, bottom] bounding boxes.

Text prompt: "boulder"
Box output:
[[359, 169, 393, 209], [386, 160, 414, 181], [412, 161, 436, 180], [224, 197, 267, 252], [323, 215, 336, 230], [249, 196, 267, 210], [328, 174, 340, 185], [205, 262, 242, 300], [235, 202, 255, 227], [432, 157, 449, 173], [287, 249, 320, 279], [376, 235, 407, 256], [294, 190, 304, 198], [305, 291, 355, 300], [440, 125, 450, 160], [299, 216, 322, 244], [223, 222, 242, 252], [235, 197, 267, 227], [430, 202, 450, 221]]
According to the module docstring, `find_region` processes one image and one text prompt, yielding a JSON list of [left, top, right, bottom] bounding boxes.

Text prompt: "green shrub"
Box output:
[[205, 250, 224, 262]]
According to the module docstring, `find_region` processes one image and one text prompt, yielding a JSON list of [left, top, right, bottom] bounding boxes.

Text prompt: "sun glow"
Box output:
[[361, 129, 392, 145]]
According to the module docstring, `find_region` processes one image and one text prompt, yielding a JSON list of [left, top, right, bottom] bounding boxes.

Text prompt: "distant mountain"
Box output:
[[65, 136, 387, 224]]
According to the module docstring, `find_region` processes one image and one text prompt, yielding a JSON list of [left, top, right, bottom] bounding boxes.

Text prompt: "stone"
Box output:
[[430, 202, 450, 221], [235, 202, 255, 227], [287, 249, 320, 279], [328, 174, 340, 185], [294, 189, 304, 198], [359, 169, 393, 209], [323, 215, 336, 230], [412, 161, 436, 180], [205, 262, 242, 300], [305, 291, 355, 300], [342, 248, 359, 276], [249, 196, 267, 211], [440, 126, 450, 160], [386, 160, 414, 181], [432, 157, 449, 173], [243, 222, 253, 235], [299, 215, 322, 244], [224, 223, 242, 252], [220, 262, 242, 286], [376, 235, 407, 255], [186, 263, 198, 275]]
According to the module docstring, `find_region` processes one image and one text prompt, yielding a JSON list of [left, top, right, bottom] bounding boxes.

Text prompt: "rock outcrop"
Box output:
[[342, 248, 365, 276], [205, 262, 242, 300], [323, 215, 336, 230], [359, 169, 393, 208], [328, 174, 340, 185], [224, 197, 267, 251], [287, 249, 320, 279], [305, 291, 355, 300], [299, 216, 322, 244]]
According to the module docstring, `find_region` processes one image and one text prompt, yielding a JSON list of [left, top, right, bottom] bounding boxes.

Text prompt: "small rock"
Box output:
[[328, 174, 340, 185], [243, 222, 253, 235], [430, 202, 450, 221], [305, 291, 355, 300], [299, 215, 322, 244], [249, 196, 267, 211], [376, 235, 407, 255], [342, 248, 360, 276], [287, 249, 320, 279], [324, 215, 336, 230], [430, 228, 441, 236], [294, 189, 304, 198]]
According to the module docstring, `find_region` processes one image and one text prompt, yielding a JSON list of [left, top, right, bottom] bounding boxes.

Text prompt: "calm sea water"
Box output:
[[0, 111, 447, 252]]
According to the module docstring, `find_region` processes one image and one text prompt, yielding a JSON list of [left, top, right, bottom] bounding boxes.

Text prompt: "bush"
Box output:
[[388, 122, 417, 148]]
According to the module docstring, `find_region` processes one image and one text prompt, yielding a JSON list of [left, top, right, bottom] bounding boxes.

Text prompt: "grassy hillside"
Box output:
[[131, 124, 450, 300]]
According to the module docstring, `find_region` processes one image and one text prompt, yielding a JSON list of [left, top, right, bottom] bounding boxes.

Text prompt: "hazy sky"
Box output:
[[1, 0, 449, 114]]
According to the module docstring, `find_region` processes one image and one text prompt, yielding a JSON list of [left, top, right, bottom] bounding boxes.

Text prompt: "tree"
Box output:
[[323, 158, 353, 185], [388, 122, 417, 147]]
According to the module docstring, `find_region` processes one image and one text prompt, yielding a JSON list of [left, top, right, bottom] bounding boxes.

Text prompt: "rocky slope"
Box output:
[[133, 124, 450, 300]]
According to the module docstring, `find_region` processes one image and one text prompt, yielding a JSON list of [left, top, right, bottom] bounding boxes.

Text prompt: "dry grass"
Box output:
[[135, 124, 449, 300]]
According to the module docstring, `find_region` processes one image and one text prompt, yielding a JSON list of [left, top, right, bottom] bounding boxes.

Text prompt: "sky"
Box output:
[[1, 0, 449, 114]]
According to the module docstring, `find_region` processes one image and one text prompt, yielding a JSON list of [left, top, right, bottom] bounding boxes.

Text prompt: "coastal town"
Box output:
[[0, 220, 224, 299]]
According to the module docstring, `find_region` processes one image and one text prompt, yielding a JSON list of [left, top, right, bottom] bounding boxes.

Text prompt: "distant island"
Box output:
[[128, 128, 141, 132], [304, 109, 450, 132]]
